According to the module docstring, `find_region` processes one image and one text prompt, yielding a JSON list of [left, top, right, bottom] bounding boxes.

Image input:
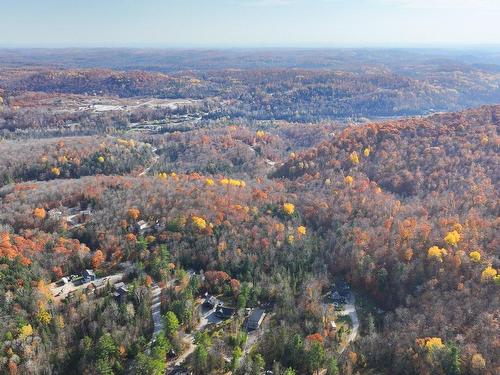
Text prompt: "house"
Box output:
[[113, 281, 126, 290], [245, 308, 266, 330], [64, 214, 80, 226], [203, 294, 219, 309], [83, 269, 97, 283], [80, 209, 93, 217], [215, 306, 236, 319], [87, 278, 108, 295], [135, 220, 151, 234], [113, 282, 129, 303], [329, 320, 337, 331], [48, 209, 63, 220], [66, 207, 80, 216]]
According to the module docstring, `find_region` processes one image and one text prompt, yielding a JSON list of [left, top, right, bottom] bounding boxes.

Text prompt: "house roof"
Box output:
[[114, 288, 128, 296], [91, 279, 107, 288], [215, 306, 236, 318], [83, 269, 96, 277], [136, 220, 150, 229], [204, 295, 219, 306], [248, 308, 265, 325]]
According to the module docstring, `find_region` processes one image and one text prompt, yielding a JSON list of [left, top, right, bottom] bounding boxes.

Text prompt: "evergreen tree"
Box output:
[[164, 311, 180, 338]]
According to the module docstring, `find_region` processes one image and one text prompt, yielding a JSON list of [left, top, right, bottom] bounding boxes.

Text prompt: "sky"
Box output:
[[1, 0, 500, 47]]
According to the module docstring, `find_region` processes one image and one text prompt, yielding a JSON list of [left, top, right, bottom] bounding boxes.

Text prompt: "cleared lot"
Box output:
[[49, 273, 124, 303]]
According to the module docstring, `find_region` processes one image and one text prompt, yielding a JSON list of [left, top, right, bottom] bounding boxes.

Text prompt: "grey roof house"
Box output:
[[113, 282, 129, 302], [83, 269, 97, 282], [203, 295, 219, 309], [245, 308, 266, 330], [215, 306, 236, 319]]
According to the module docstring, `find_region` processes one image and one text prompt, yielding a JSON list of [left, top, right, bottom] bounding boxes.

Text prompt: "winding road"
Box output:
[[139, 147, 159, 177]]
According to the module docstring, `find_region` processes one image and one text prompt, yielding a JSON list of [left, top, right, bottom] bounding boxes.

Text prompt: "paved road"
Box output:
[[151, 284, 164, 341]]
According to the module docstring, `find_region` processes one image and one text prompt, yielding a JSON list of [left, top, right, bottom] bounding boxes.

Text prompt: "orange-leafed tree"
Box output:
[[33, 207, 47, 220], [91, 250, 105, 269], [52, 266, 63, 279], [127, 208, 140, 220]]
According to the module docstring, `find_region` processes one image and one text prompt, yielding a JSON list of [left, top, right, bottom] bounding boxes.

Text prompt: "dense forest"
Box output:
[[0, 50, 498, 375]]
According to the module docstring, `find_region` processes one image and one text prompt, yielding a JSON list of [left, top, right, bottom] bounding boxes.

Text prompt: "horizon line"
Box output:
[[1, 43, 500, 50]]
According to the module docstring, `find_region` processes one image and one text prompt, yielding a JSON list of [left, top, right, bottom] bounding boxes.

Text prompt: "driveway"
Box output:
[[243, 312, 271, 356], [167, 304, 220, 369], [337, 293, 359, 355]]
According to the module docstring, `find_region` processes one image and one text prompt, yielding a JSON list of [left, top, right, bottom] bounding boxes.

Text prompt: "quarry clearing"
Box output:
[[9, 92, 202, 114]]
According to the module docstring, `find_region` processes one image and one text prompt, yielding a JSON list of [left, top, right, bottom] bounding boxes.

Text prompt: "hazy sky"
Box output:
[[1, 0, 500, 47]]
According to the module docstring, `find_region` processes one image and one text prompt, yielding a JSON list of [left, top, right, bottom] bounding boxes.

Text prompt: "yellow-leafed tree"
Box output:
[[19, 324, 33, 339], [481, 266, 497, 282], [283, 203, 295, 215], [469, 251, 481, 263], [444, 230, 461, 246], [350, 151, 360, 165], [192, 216, 207, 230]]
